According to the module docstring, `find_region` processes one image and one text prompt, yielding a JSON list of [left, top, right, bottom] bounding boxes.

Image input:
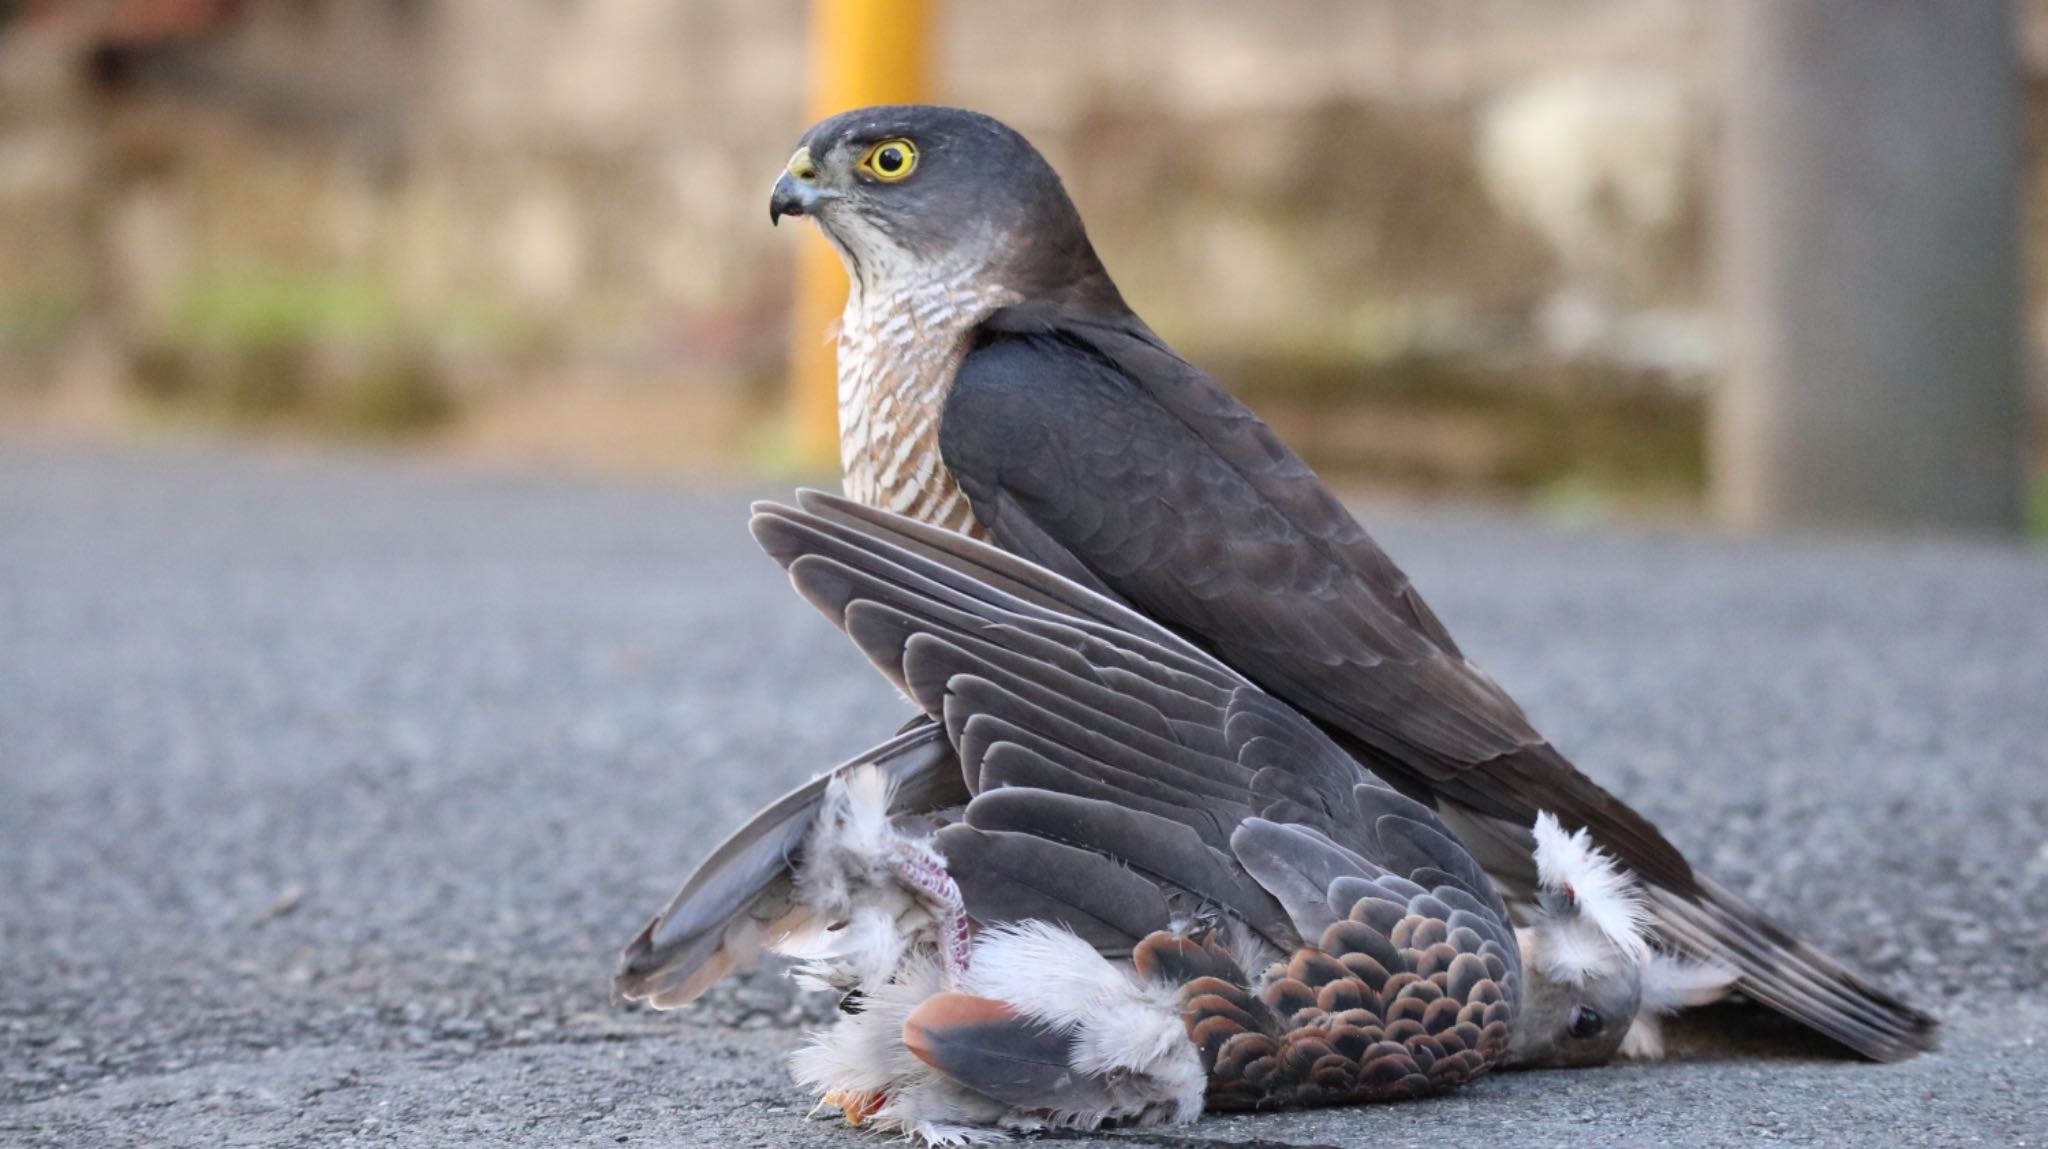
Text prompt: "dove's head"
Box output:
[[1503, 813, 1738, 1067], [1503, 813, 1651, 1067]]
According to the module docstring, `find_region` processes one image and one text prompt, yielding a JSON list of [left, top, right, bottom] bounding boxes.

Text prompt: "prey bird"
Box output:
[[761, 104, 1934, 1062], [619, 498, 1692, 1141]]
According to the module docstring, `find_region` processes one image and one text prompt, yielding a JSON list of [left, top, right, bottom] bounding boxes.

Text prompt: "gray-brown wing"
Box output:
[[935, 321, 1936, 1061], [756, 501, 1435, 864], [614, 722, 966, 1008], [752, 496, 1522, 962], [937, 327, 1691, 888]]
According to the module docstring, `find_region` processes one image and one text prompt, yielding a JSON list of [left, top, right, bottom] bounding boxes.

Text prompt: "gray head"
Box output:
[[1501, 813, 1650, 1068], [768, 105, 1118, 307], [1504, 891, 1646, 1068]]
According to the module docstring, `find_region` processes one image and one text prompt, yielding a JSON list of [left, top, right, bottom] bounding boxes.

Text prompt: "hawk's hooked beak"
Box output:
[[770, 147, 828, 226]]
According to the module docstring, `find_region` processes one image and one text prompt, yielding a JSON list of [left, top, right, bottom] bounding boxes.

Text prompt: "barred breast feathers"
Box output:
[[837, 267, 1015, 537]]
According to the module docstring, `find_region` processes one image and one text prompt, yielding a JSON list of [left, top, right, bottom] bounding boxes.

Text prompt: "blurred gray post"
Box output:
[[1717, 0, 2027, 532]]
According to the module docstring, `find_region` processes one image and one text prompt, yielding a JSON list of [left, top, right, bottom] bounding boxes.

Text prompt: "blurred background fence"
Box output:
[[0, 0, 2040, 526]]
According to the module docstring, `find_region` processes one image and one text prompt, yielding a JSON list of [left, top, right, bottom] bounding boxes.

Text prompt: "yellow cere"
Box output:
[[787, 146, 819, 182], [860, 138, 919, 182]]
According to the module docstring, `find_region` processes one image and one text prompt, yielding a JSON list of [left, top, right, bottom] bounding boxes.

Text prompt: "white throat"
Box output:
[[832, 246, 1016, 535]]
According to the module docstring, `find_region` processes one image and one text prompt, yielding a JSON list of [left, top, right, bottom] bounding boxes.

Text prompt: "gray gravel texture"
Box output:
[[3, 441, 2044, 1148]]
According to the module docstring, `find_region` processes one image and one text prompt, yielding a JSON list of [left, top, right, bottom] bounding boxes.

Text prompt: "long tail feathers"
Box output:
[[1646, 877, 1937, 1061], [615, 723, 967, 1008]]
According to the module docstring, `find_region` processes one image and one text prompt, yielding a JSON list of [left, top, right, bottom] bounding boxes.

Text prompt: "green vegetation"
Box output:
[[129, 269, 452, 436], [0, 290, 87, 356], [168, 270, 403, 351]]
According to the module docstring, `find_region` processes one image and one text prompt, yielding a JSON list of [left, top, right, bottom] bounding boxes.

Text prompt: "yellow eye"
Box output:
[[860, 138, 918, 182]]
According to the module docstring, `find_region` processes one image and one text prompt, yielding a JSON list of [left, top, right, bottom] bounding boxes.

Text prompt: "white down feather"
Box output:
[[1529, 810, 1652, 983], [962, 922, 1206, 1126]]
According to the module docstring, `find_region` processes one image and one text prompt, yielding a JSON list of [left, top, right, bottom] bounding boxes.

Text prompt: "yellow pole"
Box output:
[[790, 0, 934, 472]]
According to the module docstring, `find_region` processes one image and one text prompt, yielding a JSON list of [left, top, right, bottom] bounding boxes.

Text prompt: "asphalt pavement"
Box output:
[[3, 441, 2045, 1148]]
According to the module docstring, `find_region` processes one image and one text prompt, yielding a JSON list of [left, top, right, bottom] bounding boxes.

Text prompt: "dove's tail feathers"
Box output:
[[810, 923, 1207, 1139], [614, 723, 968, 1009], [1646, 876, 1938, 1062], [751, 492, 1243, 696], [782, 488, 1187, 651], [899, 986, 1202, 1132]]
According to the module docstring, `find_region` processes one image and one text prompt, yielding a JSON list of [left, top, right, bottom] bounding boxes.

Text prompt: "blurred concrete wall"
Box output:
[[0, 1, 2036, 503], [0, 0, 1713, 349], [1719, 0, 2027, 533]]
